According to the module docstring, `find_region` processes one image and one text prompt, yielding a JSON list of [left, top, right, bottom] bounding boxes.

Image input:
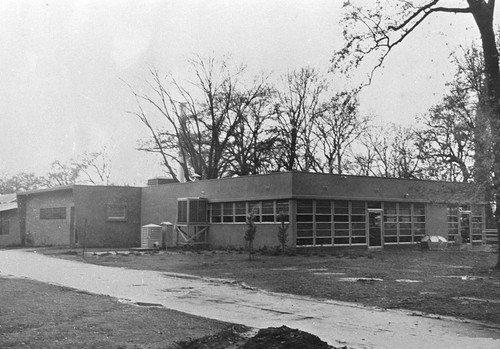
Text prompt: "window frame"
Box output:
[[106, 203, 128, 222], [40, 207, 67, 220]]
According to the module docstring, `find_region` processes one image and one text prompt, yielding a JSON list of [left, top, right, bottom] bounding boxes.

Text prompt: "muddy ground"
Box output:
[[46, 245, 500, 324]]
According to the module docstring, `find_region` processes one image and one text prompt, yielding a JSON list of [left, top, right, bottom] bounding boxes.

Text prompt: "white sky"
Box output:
[[0, 0, 492, 185]]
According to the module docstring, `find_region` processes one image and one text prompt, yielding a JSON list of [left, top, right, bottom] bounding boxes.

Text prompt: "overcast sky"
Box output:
[[0, 0, 492, 185]]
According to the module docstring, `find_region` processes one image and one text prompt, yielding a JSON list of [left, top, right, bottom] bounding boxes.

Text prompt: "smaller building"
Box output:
[[17, 185, 142, 248], [0, 194, 21, 247]]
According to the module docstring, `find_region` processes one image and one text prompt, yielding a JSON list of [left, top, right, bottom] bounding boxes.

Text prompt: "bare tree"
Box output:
[[45, 150, 112, 187], [353, 124, 423, 179], [45, 160, 80, 187], [334, 0, 500, 268], [129, 56, 271, 180], [0, 172, 46, 194], [313, 91, 369, 174], [273, 67, 327, 171], [77, 151, 112, 185], [416, 87, 476, 182], [225, 85, 276, 176]]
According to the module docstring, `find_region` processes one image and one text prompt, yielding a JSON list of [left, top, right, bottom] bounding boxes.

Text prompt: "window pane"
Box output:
[[40, 207, 67, 220], [334, 237, 349, 245], [352, 236, 366, 244], [297, 214, 313, 222], [211, 203, 221, 223], [399, 203, 411, 215], [333, 215, 349, 222], [351, 201, 366, 214], [316, 223, 332, 231], [351, 215, 366, 222], [297, 200, 313, 213], [315, 214, 332, 222], [316, 237, 332, 245], [248, 201, 261, 222], [276, 200, 289, 214], [297, 238, 314, 246], [297, 223, 313, 230], [413, 203, 425, 216], [316, 200, 332, 214], [334, 229, 349, 237], [334, 200, 349, 214], [399, 236, 412, 243], [248, 201, 260, 215], [261, 215, 275, 222], [352, 222, 366, 230], [297, 229, 313, 237], [223, 202, 234, 223], [261, 201, 274, 215], [316, 229, 332, 237], [384, 202, 397, 215], [352, 229, 366, 237], [106, 204, 126, 221], [334, 222, 349, 230], [385, 236, 397, 243], [235, 202, 246, 215]]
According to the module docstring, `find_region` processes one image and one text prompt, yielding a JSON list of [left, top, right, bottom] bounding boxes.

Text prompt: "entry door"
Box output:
[[460, 211, 471, 243], [368, 210, 383, 247]]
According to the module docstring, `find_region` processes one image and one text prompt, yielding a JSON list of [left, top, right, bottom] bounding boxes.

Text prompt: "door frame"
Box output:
[[368, 209, 383, 248], [459, 210, 472, 243]]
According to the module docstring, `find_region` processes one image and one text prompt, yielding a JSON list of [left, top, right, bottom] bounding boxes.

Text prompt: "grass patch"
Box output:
[[0, 277, 235, 348]]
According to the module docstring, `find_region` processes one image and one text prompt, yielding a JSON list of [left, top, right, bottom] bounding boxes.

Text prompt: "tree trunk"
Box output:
[[469, 1, 500, 268]]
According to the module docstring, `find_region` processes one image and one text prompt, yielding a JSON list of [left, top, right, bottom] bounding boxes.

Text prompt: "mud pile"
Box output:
[[242, 326, 342, 349], [173, 325, 346, 349]]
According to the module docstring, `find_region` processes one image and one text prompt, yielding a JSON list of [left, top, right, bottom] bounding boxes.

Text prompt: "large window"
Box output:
[[383, 202, 425, 244], [40, 207, 66, 220], [296, 200, 314, 246], [296, 200, 425, 247], [471, 205, 484, 242], [447, 205, 484, 243], [333, 200, 349, 245], [447, 206, 460, 241], [210, 200, 289, 224], [351, 201, 367, 245]]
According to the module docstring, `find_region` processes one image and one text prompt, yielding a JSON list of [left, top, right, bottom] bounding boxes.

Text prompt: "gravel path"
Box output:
[[1, 249, 500, 349]]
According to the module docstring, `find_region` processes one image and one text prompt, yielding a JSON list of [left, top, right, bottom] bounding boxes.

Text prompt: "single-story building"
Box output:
[[0, 194, 21, 247], [6, 172, 486, 249], [16, 185, 142, 248], [141, 172, 485, 250]]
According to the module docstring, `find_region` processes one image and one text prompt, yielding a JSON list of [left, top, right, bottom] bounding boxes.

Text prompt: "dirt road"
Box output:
[[1, 249, 499, 348]]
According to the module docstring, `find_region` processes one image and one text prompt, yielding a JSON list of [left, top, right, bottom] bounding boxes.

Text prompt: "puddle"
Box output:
[[270, 267, 298, 271], [445, 265, 473, 269], [395, 279, 422, 283], [453, 297, 500, 304], [434, 275, 480, 281], [313, 272, 346, 276], [338, 277, 383, 282]]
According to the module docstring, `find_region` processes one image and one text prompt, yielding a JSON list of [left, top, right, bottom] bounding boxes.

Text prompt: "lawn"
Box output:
[[43, 245, 500, 325], [0, 276, 241, 349]]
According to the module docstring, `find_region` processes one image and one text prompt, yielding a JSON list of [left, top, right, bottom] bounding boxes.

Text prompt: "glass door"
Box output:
[[460, 211, 471, 243], [368, 209, 383, 247]]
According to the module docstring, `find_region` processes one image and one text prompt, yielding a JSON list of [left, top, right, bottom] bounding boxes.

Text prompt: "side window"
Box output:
[[40, 207, 67, 220], [210, 203, 222, 223], [106, 204, 127, 222]]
